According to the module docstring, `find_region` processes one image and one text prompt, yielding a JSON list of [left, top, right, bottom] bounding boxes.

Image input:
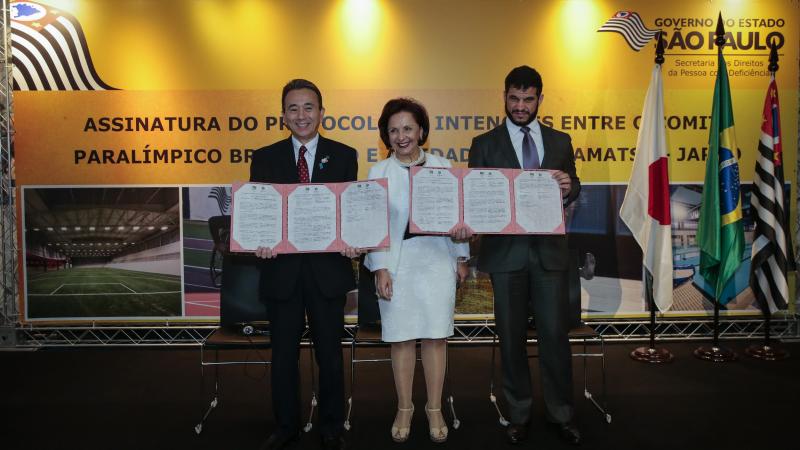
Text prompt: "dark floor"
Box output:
[[2, 340, 798, 450]]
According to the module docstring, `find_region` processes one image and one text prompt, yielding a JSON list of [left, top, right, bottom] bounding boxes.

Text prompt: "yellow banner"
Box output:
[[13, 0, 799, 322], [15, 0, 799, 185]]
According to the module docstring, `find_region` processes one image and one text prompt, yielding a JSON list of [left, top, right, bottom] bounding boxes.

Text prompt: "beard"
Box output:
[[505, 104, 539, 127]]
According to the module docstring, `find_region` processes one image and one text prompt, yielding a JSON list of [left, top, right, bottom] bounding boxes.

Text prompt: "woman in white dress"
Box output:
[[365, 98, 469, 444]]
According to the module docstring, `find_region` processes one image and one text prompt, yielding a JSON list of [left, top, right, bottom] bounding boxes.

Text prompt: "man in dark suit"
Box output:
[[466, 66, 582, 445], [251, 79, 357, 450]]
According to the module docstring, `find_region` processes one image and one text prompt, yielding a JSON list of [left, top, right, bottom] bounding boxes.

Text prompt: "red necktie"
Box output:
[[297, 145, 310, 183]]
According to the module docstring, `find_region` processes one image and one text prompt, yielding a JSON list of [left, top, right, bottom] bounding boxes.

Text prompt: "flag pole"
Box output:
[[631, 31, 673, 363], [630, 271, 674, 362], [693, 13, 737, 362], [745, 39, 790, 361]]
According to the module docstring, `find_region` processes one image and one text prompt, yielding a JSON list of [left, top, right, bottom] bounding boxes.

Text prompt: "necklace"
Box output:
[[394, 149, 426, 167]]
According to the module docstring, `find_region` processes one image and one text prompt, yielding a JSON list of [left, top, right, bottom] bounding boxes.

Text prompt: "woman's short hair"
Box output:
[[377, 98, 430, 150]]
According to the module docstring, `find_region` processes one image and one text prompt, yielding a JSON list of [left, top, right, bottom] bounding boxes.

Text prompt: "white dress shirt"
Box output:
[[505, 119, 545, 168]]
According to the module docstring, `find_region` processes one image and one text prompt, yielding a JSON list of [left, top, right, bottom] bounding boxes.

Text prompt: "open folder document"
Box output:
[[409, 167, 565, 235], [230, 179, 390, 253]]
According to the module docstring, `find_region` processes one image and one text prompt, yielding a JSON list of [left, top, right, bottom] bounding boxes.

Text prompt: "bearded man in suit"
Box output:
[[251, 79, 358, 450], [465, 66, 582, 445]]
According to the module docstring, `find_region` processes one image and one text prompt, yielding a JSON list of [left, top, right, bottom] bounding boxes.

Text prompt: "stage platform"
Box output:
[[2, 340, 798, 450]]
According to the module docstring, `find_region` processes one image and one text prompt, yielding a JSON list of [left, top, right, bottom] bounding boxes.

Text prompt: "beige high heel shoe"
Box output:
[[391, 404, 414, 443], [425, 404, 449, 444]]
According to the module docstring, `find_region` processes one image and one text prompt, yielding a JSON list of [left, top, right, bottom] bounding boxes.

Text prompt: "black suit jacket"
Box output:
[[250, 136, 358, 301], [468, 120, 580, 273]]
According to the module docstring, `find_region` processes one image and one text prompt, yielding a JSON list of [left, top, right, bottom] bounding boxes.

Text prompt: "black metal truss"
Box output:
[[14, 315, 798, 347]]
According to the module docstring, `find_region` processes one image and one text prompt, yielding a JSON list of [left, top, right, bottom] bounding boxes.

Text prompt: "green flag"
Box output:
[[697, 52, 745, 301]]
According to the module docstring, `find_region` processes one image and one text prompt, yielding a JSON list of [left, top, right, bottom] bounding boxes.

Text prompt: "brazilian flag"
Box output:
[[698, 52, 745, 301]]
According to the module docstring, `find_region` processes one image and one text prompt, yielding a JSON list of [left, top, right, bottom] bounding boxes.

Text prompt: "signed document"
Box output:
[[406, 168, 565, 236], [230, 179, 389, 253], [287, 184, 338, 252], [230, 183, 283, 252], [513, 170, 565, 234], [463, 169, 512, 233], [409, 167, 460, 234], [340, 180, 390, 249]]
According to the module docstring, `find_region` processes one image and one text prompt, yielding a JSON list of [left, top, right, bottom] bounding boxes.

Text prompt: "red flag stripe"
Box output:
[[648, 157, 671, 225]]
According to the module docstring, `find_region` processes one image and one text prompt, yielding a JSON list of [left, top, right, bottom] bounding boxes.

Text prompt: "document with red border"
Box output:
[[229, 179, 390, 253], [409, 167, 565, 235]]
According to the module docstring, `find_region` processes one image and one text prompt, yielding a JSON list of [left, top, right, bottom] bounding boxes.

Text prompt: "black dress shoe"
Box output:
[[259, 431, 301, 450], [321, 434, 347, 450], [505, 422, 529, 445], [554, 422, 582, 445]]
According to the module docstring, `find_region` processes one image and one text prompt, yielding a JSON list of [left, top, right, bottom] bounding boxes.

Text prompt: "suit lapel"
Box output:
[[540, 125, 554, 169], [310, 136, 328, 182], [495, 120, 521, 169], [281, 137, 300, 183]]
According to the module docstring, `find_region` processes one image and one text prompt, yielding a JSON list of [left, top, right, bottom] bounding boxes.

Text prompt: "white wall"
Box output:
[[74, 241, 182, 275], [103, 259, 181, 276]]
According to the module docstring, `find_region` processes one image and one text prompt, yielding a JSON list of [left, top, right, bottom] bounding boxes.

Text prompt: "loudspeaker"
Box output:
[[207, 214, 267, 329], [219, 252, 266, 328], [568, 249, 582, 328], [356, 256, 381, 325]]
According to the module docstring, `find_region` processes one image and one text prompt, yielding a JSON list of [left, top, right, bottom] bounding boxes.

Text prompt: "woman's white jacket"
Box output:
[[364, 152, 469, 274]]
